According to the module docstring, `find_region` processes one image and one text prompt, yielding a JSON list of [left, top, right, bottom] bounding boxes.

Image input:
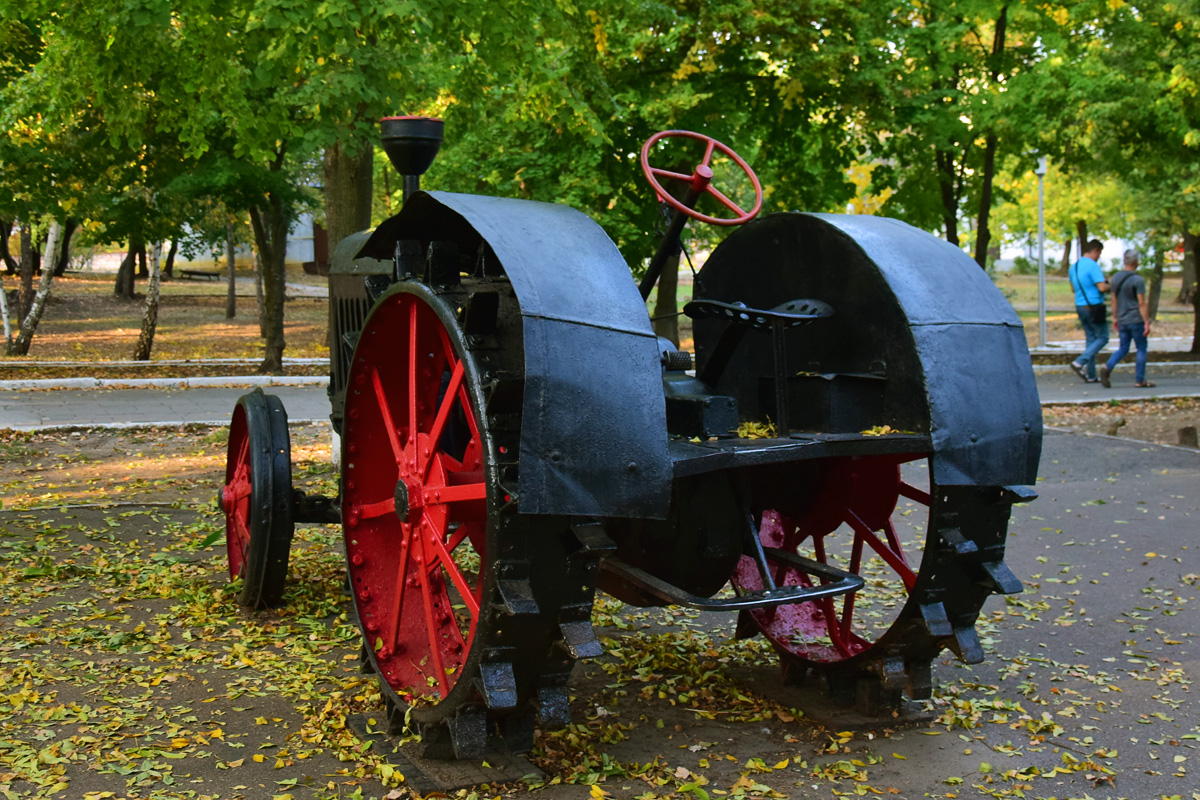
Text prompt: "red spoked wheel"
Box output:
[[733, 455, 928, 666], [343, 289, 490, 706], [732, 454, 1020, 710], [640, 130, 763, 226], [343, 280, 609, 757], [221, 389, 294, 608]]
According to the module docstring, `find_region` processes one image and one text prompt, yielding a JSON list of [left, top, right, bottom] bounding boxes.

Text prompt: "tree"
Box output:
[[1062, 0, 1200, 350]]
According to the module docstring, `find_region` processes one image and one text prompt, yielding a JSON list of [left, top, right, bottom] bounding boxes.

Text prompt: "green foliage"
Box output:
[[1011, 255, 1035, 276]]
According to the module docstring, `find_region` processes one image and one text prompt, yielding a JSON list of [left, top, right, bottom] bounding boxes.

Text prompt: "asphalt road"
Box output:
[[2, 362, 1199, 430]]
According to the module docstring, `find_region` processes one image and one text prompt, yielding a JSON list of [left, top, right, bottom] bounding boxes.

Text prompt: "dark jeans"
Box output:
[[1105, 323, 1149, 384], [1075, 307, 1110, 380]]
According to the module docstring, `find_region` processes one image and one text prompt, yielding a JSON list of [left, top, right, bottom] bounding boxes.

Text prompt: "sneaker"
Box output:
[[1069, 361, 1087, 381], [1098, 364, 1111, 388], [1085, 377, 1100, 383], [1134, 381, 1156, 388]]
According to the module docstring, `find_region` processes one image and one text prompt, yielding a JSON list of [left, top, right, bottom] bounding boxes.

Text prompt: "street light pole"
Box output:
[[1035, 156, 1048, 349]]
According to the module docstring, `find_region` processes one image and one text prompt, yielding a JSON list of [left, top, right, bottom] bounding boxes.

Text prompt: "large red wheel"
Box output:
[[732, 454, 1020, 710], [733, 455, 927, 665], [343, 290, 487, 703], [221, 389, 294, 608], [341, 281, 595, 757]]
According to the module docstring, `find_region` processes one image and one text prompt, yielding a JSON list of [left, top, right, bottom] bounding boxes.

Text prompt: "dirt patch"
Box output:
[[4, 273, 329, 366], [2, 424, 1197, 800], [1043, 397, 1200, 447]]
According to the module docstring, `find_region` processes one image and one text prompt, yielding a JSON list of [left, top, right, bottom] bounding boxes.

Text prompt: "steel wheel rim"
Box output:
[[343, 290, 491, 705], [223, 405, 254, 582], [733, 454, 930, 664]]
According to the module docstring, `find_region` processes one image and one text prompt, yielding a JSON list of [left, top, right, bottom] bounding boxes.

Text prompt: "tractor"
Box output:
[[219, 116, 1041, 759]]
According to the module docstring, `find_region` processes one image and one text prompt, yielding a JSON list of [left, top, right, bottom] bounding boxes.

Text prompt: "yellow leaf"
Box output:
[[590, 784, 608, 798], [253, 753, 265, 763], [774, 759, 789, 769]]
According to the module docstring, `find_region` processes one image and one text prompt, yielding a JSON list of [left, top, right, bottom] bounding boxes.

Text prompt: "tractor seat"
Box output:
[[683, 298, 834, 329]]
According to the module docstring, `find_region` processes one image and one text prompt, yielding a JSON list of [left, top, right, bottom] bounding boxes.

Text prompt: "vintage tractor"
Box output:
[[219, 117, 1042, 759]]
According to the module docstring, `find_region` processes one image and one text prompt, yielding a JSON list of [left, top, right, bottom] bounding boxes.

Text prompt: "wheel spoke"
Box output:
[[700, 138, 715, 167], [424, 513, 481, 618], [407, 301, 420, 450], [370, 367, 405, 464], [845, 508, 917, 590], [705, 184, 747, 216], [415, 530, 450, 696], [388, 522, 414, 651], [650, 167, 694, 183], [898, 481, 931, 506], [358, 497, 396, 520], [427, 482, 487, 506], [839, 531, 866, 643], [423, 360, 465, 478]]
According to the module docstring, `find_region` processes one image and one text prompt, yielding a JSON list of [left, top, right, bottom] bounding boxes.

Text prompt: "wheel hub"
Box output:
[[394, 477, 425, 523]]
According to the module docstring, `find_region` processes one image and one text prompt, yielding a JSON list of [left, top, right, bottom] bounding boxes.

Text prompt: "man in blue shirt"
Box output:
[[1068, 239, 1109, 382]]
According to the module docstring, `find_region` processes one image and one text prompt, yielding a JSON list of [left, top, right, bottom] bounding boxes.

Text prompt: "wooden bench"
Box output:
[[178, 269, 222, 281]]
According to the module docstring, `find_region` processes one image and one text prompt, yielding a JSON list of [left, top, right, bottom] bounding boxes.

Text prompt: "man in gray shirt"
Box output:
[[1099, 249, 1153, 388]]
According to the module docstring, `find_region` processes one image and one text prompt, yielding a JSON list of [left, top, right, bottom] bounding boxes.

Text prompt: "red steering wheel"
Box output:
[[640, 130, 763, 226]]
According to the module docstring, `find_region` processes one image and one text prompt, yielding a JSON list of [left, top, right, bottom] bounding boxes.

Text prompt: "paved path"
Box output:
[[0, 384, 331, 430], [2, 359, 1199, 430]]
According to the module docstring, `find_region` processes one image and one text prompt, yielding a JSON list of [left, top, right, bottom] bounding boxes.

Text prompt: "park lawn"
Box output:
[[4, 269, 329, 367]]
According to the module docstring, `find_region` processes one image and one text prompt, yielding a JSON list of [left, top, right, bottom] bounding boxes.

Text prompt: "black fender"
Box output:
[[358, 191, 672, 519], [694, 212, 1041, 487]]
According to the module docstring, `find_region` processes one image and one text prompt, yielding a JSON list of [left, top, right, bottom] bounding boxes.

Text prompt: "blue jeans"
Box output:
[[1075, 307, 1110, 379], [1105, 323, 1149, 384]]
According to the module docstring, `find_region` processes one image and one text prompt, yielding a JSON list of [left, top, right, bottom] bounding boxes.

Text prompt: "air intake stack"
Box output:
[[380, 116, 444, 204]]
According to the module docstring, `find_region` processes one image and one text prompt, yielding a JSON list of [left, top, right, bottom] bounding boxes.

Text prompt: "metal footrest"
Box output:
[[598, 548, 862, 612]]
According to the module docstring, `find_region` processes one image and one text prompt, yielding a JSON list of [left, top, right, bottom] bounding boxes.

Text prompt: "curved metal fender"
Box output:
[[813, 214, 1041, 486], [697, 212, 1040, 487], [358, 191, 672, 519]]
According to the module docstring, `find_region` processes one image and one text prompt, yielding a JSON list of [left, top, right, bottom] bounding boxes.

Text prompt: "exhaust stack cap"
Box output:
[[380, 116, 444, 177]]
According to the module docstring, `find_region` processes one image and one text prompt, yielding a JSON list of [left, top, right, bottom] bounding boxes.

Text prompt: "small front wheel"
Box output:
[[221, 389, 294, 608]]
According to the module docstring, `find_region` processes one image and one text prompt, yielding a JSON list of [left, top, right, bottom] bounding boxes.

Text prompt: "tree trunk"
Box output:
[[322, 139, 374, 254], [1191, 234, 1200, 354], [652, 251, 681, 345], [248, 183, 289, 374], [254, 247, 266, 337], [136, 244, 149, 278], [115, 237, 140, 299], [0, 271, 11, 349], [0, 219, 18, 275], [935, 149, 959, 245], [163, 238, 177, 283], [1148, 246, 1164, 321], [226, 223, 237, 319], [18, 224, 33, 319], [132, 242, 163, 361], [1075, 220, 1088, 262], [162, 237, 176, 279], [1055, 236, 1072, 277], [972, 6, 1007, 269], [9, 221, 63, 356], [51, 219, 77, 277], [1181, 231, 1197, 306]]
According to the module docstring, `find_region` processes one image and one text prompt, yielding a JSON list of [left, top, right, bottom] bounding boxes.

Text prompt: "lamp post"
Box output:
[[1035, 156, 1048, 349]]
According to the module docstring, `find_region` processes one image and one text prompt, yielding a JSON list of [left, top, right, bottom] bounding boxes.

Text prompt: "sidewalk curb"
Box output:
[[0, 376, 330, 390], [0, 418, 330, 433], [1033, 361, 1200, 374]]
